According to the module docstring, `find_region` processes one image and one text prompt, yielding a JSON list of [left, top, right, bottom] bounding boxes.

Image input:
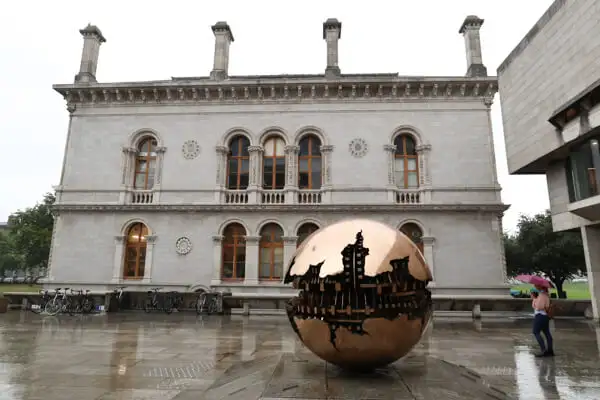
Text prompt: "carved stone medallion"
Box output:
[[182, 140, 201, 160], [349, 138, 368, 158], [175, 237, 192, 255]]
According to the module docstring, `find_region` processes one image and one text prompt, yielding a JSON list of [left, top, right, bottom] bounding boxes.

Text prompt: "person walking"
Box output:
[[531, 284, 554, 357]]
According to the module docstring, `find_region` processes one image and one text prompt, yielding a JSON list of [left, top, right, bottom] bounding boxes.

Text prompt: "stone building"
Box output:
[[497, 0, 600, 317], [49, 17, 507, 301]]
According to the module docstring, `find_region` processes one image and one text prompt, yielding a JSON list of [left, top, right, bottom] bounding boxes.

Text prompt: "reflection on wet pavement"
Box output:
[[0, 312, 598, 399]]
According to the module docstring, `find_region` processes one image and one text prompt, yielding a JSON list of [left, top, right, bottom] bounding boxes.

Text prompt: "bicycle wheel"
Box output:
[[45, 299, 61, 316], [144, 298, 153, 313], [208, 298, 219, 314], [163, 297, 174, 314], [195, 297, 204, 315], [29, 298, 43, 314], [82, 298, 94, 314], [66, 300, 75, 316]]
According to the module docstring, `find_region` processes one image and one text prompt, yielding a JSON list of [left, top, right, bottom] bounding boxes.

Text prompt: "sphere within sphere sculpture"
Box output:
[[284, 219, 433, 371]]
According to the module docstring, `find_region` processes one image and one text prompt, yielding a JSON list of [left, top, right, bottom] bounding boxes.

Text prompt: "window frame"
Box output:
[[400, 223, 424, 254], [298, 135, 323, 190], [259, 224, 284, 281], [394, 135, 419, 189], [296, 223, 319, 247], [123, 223, 148, 280], [226, 136, 250, 190], [262, 136, 286, 190], [221, 223, 247, 280], [133, 138, 158, 190]]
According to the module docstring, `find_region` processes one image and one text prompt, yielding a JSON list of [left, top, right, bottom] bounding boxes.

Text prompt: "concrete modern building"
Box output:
[[497, 0, 600, 317], [49, 17, 507, 300]]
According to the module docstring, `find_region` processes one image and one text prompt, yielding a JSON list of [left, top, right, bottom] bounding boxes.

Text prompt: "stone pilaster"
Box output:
[[211, 235, 224, 285], [248, 146, 263, 204], [143, 235, 157, 282], [111, 235, 126, 282], [244, 236, 261, 284], [282, 236, 299, 273], [384, 144, 397, 203], [416, 144, 432, 203], [154, 146, 167, 187], [284, 145, 300, 204], [320, 145, 334, 203], [422, 236, 436, 283]]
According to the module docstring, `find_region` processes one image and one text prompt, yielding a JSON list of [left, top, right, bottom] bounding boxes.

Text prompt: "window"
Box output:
[[297, 223, 319, 247], [221, 223, 246, 280], [394, 135, 419, 189], [263, 137, 286, 190], [566, 136, 600, 202], [123, 223, 148, 279], [227, 136, 250, 190], [400, 223, 424, 254], [298, 135, 322, 189], [133, 138, 158, 189], [259, 223, 284, 280]]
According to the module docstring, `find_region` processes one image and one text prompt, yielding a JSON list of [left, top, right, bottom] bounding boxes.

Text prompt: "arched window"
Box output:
[[222, 223, 246, 280], [227, 136, 250, 190], [394, 135, 419, 189], [259, 223, 284, 280], [400, 223, 424, 254], [263, 136, 286, 190], [123, 223, 148, 279], [298, 135, 322, 189], [133, 137, 158, 189], [297, 223, 319, 247]]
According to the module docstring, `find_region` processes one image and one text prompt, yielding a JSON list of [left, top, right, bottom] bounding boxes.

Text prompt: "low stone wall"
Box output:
[[1, 292, 593, 318]]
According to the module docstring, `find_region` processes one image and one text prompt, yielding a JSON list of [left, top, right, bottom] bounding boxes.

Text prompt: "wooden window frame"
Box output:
[[221, 224, 246, 281], [133, 138, 158, 190], [226, 136, 250, 190], [400, 223, 424, 254], [262, 137, 286, 190], [394, 135, 419, 189], [123, 223, 148, 280], [298, 135, 322, 190], [259, 224, 284, 281], [296, 223, 319, 247]]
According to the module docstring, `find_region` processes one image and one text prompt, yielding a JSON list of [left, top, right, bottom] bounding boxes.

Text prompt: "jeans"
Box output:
[[533, 313, 553, 353]]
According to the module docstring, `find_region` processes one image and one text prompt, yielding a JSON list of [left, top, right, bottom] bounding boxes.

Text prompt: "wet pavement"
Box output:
[[0, 312, 599, 399]]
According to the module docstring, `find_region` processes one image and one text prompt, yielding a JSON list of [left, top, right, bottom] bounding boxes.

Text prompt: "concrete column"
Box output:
[[282, 236, 299, 272], [415, 144, 432, 187], [112, 235, 126, 282], [581, 225, 600, 320], [211, 235, 223, 285], [210, 21, 234, 80], [422, 236, 436, 282], [320, 145, 334, 203], [75, 24, 106, 83], [154, 146, 167, 188], [244, 236, 260, 284], [322, 18, 342, 78], [248, 146, 262, 204], [143, 235, 157, 282], [284, 145, 300, 204], [458, 15, 487, 77]]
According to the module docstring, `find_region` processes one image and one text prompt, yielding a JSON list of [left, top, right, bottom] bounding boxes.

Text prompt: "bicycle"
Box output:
[[168, 291, 184, 311], [110, 286, 127, 312], [29, 289, 51, 314], [71, 289, 94, 314], [195, 292, 219, 315], [45, 288, 74, 316], [144, 287, 173, 314]]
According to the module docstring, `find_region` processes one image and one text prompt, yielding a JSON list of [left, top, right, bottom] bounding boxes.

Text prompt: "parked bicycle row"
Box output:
[[31, 286, 222, 316]]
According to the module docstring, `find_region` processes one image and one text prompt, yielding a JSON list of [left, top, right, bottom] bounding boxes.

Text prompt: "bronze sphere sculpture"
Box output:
[[284, 219, 433, 371]]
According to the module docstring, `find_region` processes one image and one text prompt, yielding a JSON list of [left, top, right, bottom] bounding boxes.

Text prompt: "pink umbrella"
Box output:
[[515, 274, 554, 289]]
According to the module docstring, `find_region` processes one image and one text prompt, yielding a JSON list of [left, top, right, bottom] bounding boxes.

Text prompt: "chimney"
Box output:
[[323, 18, 342, 78], [210, 21, 234, 80], [75, 24, 106, 83], [458, 15, 488, 77]]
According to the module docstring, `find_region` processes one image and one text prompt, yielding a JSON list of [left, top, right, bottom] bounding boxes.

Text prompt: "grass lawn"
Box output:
[[0, 284, 42, 293], [511, 281, 590, 300]]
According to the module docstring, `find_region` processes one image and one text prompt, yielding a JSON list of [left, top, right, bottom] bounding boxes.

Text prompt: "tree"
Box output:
[[504, 210, 586, 298], [0, 232, 22, 276], [7, 193, 55, 274]]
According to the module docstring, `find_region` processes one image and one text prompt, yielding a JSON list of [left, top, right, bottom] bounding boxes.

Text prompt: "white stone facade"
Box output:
[[498, 0, 600, 317], [47, 19, 508, 298]]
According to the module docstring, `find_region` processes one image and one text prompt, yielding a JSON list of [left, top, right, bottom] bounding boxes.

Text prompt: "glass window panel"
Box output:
[[137, 160, 147, 172], [395, 171, 406, 187], [274, 247, 284, 263], [125, 262, 137, 277], [149, 139, 157, 152], [141, 225, 148, 236], [405, 137, 416, 155], [310, 157, 322, 173], [222, 263, 233, 279], [223, 246, 235, 263], [228, 158, 238, 174], [259, 263, 271, 279], [275, 138, 285, 156], [394, 137, 405, 155], [240, 137, 250, 156], [125, 247, 137, 261], [310, 137, 321, 155], [407, 172, 419, 188], [394, 159, 405, 172], [264, 139, 275, 156], [235, 245, 246, 262], [299, 159, 309, 172], [260, 247, 271, 263], [235, 262, 245, 278], [273, 263, 283, 279], [260, 230, 272, 242], [407, 158, 417, 170], [138, 247, 147, 261], [272, 227, 283, 241], [146, 175, 155, 189], [239, 174, 249, 189], [227, 173, 238, 189], [275, 157, 285, 169], [299, 139, 309, 156], [311, 172, 322, 189], [275, 171, 285, 190], [299, 172, 309, 189], [138, 262, 145, 278], [241, 159, 249, 173]]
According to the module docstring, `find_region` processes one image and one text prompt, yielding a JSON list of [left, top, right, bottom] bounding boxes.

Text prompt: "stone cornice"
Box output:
[[53, 203, 508, 213], [53, 77, 498, 109]]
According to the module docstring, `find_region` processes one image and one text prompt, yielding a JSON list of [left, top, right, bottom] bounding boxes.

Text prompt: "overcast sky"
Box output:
[[0, 0, 553, 231]]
